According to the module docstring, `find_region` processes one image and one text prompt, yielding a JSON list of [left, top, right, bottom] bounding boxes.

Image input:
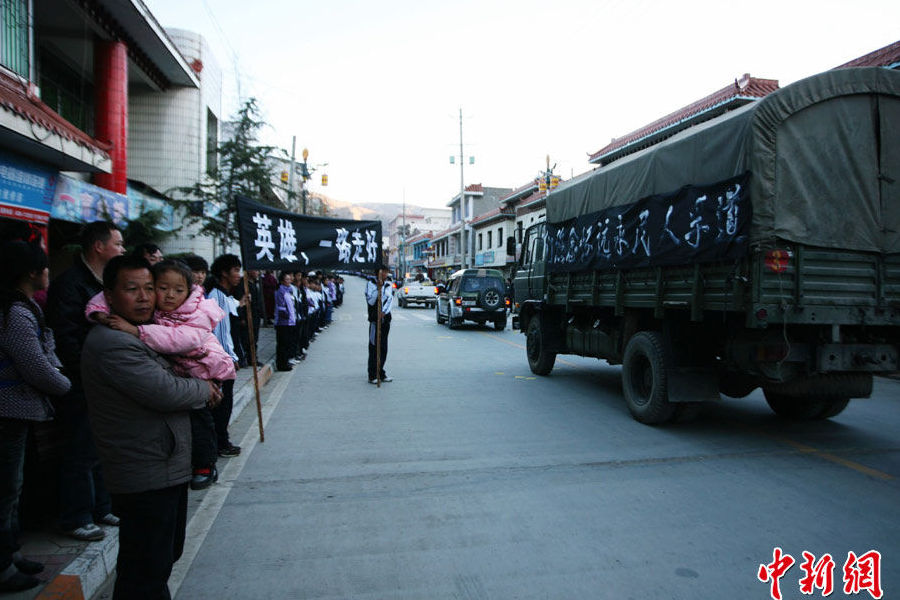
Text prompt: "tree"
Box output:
[[122, 209, 175, 251], [175, 98, 283, 249]]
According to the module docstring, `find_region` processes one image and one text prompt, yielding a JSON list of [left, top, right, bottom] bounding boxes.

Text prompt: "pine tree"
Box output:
[[176, 98, 283, 249]]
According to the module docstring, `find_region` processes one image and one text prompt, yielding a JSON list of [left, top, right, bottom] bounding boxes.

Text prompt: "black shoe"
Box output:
[[13, 557, 44, 575], [277, 364, 293, 372], [218, 444, 241, 457], [190, 465, 219, 490], [0, 571, 40, 592]]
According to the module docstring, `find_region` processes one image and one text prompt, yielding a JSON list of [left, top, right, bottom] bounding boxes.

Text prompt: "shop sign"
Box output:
[[51, 175, 129, 226], [0, 151, 56, 224], [127, 185, 176, 231]]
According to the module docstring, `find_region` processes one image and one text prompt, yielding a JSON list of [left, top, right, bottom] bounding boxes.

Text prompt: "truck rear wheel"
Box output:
[[763, 390, 850, 420], [526, 315, 556, 375], [494, 316, 507, 331], [622, 332, 676, 425], [435, 305, 445, 324]]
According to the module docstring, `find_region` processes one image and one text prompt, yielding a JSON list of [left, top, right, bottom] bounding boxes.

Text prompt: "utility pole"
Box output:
[[288, 136, 297, 212], [401, 190, 407, 279], [301, 148, 309, 214], [458, 107, 466, 270]]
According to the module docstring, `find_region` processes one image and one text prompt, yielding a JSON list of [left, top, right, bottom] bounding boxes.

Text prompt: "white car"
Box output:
[[397, 277, 436, 308]]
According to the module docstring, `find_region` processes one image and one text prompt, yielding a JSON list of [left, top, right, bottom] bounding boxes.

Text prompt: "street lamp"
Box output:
[[450, 108, 474, 270]]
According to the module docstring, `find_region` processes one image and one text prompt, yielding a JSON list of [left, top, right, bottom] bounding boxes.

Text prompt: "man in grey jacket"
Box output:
[[81, 255, 221, 600]]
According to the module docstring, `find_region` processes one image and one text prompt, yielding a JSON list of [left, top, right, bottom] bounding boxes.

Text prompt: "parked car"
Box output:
[[436, 268, 509, 330], [397, 276, 436, 308]]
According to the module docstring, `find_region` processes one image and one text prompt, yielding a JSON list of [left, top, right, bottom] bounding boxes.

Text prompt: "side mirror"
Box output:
[[435, 284, 446, 295]]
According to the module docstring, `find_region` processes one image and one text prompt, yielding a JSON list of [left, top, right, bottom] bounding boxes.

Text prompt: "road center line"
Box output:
[[477, 333, 894, 481], [757, 431, 895, 481], [475, 330, 582, 368]]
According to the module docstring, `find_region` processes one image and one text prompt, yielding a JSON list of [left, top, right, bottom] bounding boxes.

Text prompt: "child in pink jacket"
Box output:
[[85, 259, 235, 490]]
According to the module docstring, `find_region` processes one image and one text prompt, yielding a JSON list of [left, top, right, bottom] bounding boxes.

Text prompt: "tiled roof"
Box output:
[[470, 206, 515, 227], [465, 183, 483, 193], [430, 226, 458, 242], [501, 179, 540, 204], [834, 39, 900, 69], [515, 190, 547, 213], [589, 74, 778, 166], [406, 232, 433, 244], [0, 71, 111, 158]]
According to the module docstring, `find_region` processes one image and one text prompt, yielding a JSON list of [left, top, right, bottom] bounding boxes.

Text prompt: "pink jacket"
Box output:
[[85, 286, 236, 381]]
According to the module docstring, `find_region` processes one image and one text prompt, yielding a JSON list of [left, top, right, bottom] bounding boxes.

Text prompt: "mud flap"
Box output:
[[667, 367, 721, 403]]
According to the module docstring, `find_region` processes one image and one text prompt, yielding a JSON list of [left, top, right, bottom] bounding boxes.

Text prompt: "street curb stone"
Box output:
[[30, 356, 276, 600]]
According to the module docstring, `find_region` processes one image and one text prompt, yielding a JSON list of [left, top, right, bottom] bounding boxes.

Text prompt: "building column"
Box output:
[[93, 40, 128, 194]]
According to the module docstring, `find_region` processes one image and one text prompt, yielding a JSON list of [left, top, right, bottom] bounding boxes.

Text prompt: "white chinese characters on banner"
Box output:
[[278, 219, 298, 262], [335, 228, 351, 263], [253, 213, 275, 261]]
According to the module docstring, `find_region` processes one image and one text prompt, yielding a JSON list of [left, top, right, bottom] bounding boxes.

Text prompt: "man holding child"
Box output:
[[81, 255, 221, 599]]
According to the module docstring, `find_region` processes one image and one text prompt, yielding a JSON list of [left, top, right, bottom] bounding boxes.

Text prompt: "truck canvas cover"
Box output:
[[547, 67, 900, 256]]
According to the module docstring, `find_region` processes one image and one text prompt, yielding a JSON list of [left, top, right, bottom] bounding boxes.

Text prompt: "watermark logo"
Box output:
[[758, 548, 882, 599]]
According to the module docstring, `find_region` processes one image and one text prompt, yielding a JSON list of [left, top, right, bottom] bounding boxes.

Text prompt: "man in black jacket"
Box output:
[[46, 221, 125, 541]]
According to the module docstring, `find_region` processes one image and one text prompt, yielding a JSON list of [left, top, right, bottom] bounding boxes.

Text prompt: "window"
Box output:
[[206, 109, 219, 175], [487, 231, 492, 249], [477, 233, 483, 251], [38, 47, 94, 134], [496, 227, 502, 247], [1, 0, 30, 78]]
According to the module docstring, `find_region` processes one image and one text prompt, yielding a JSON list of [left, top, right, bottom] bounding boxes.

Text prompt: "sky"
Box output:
[[144, 0, 900, 210]]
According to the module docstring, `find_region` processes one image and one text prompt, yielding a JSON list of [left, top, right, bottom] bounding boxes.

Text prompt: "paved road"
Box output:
[[168, 276, 900, 600]]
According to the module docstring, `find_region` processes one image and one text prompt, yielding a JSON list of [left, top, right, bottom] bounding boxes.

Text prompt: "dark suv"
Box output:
[[435, 268, 509, 330]]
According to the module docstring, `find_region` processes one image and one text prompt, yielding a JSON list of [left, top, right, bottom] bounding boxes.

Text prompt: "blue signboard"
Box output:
[[127, 184, 176, 231], [51, 174, 129, 226], [0, 150, 57, 223]]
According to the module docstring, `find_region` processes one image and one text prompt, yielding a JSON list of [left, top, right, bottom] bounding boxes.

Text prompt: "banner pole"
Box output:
[[376, 272, 382, 389], [243, 276, 265, 442]]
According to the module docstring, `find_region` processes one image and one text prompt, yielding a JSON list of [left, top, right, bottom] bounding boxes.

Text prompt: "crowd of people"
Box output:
[[272, 270, 344, 372], [0, 222, 348, 597]]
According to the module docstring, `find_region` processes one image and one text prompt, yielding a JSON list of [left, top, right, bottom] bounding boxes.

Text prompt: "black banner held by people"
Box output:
[[546, 173, 751, 272], [235, 195, 383, 271]]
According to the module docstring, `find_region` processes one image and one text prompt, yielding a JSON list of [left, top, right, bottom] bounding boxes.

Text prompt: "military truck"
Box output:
[[514, 67, 900, 424]]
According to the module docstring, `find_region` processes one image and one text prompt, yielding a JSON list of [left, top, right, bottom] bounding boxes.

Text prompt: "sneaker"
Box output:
[[218, 444, 241, 457], [289, 358, 300, 365], [368, 378, 378, 384], [96, 513, 120, 527], [381, 375, 393, 382], [0, 571, 40, 592], [13, 555, 44, 575], [63, 523, 105, 541], [190, 466, 219, 490]]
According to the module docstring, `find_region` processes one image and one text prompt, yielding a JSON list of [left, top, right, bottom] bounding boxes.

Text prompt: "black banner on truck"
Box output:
[[236, 195, 383, 271], [546, 173, 750, 272]]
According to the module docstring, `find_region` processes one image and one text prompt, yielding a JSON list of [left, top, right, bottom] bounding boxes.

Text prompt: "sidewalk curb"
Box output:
[[33, 532, 119, 600], [32, 358, 276, 600]]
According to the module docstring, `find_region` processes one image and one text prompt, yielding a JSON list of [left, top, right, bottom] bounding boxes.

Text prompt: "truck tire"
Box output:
[[762, 390, 849, 420], [526, 315, 556, 375], [479, 287, 503, 310], [494, 316, 507, 331], [448, 316, 461, 330], [436, 305, 445, 324], [621, 332, 676, 425]]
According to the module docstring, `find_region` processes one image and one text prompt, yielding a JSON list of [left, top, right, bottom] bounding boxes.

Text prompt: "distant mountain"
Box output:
[[312, 193, 427, 226]]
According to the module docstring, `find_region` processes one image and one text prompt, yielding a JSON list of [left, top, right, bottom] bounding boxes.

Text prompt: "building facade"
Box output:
[[0, 0, 209, 268]]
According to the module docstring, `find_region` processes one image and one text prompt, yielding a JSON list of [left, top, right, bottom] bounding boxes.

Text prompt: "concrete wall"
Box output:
[[128, 29, 225, 260]]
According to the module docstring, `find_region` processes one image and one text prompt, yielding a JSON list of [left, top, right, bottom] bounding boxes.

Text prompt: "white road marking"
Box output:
[[169, 373, 293, 597]]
